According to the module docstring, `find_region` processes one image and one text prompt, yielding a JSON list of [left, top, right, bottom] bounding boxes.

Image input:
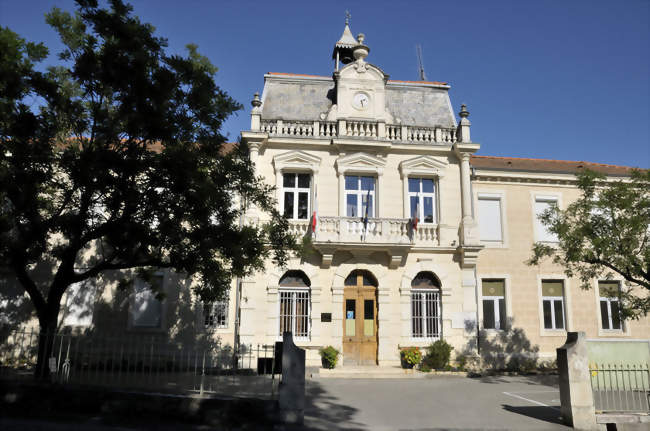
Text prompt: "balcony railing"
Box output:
[[287, 216, 438, 245], [258, 119, 457, 144]]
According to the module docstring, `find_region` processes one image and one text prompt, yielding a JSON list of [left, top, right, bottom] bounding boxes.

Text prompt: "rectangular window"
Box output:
[[535, 197, 558, 242], [478, 196, 503, 242], [282, 173, 311, 219], [204, 295, 229, 329], [541, 280, 565, 330], [408, 178, 436, 223], [279, 289, 310, 339], [345, 175, 375, 218], [411, 289, 440, 338], [62, 280, 97, 327], [599, 281, 622, 330], [482, 279, 506, 330], [132, 274, 164, 328]]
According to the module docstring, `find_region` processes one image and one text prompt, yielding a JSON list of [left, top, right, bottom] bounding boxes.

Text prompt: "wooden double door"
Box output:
[[342, 271, 378, 365]]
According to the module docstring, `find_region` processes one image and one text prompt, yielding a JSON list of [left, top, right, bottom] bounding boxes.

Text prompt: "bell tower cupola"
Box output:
[[332, 11, 359, 71]]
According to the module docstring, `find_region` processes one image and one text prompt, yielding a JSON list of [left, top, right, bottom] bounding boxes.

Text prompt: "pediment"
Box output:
[[336, 152, 386, 174], [339, 61, 387, 82], [273, 150, 321, 172], [399, 155, 448, 178]]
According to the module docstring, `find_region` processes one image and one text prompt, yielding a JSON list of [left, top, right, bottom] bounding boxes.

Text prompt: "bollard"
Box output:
[[278, 331, 305, 425]]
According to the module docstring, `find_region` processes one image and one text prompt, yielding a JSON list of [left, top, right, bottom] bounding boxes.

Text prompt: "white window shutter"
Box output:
[[478, 198, 503, 241], [535, 200, 558, 242]]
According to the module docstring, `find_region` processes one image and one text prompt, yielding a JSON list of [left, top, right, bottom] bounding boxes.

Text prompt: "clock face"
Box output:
[[352, 92, 370, 110]]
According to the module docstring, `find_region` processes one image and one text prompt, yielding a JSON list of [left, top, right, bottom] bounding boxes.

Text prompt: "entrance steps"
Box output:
[[312, 365, 429, 379]]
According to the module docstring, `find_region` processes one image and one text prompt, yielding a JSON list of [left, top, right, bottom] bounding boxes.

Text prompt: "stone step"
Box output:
[[313, 366, 431, 379]]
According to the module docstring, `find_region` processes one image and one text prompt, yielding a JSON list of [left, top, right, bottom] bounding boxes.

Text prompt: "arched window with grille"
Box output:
[[279, 270, 311, 339], [411, 272, 441, 339]]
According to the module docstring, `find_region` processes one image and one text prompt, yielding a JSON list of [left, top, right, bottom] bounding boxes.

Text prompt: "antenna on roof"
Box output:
[[416, 44, 427, 81]]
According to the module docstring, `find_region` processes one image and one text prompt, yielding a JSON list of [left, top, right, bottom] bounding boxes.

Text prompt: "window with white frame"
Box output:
[[478, 195, 503, 243], [132, 274, 164, 328], [282, 173, 311, 220], [541, 280, 565, 330], [482, 279, 506, 330], [411, 272, 441, 339], [278, 270, 311, 339], [345, 175, 375, 218], [599, 281, 622, 331], [534, 197, 559, 242], [204, 295, 229, 329], [408, 178, 436, 223]]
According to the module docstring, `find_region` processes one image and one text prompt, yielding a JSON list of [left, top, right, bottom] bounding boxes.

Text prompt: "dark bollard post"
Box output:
[[278, 331, 305, 425]]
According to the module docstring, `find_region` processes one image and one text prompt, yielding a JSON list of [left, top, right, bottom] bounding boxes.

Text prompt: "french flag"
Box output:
[[412, 194, 420, 231], [311, 187, 318, 234]]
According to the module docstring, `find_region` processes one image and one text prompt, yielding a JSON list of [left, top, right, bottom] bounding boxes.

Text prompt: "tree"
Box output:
[[0, 0, 296, 378], [528, 168, 650, 319]]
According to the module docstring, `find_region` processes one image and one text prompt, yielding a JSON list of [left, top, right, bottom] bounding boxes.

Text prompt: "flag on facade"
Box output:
[[412, 194, 420, 231], [311, 186, 318, 234], [362, 188, 371, 240]]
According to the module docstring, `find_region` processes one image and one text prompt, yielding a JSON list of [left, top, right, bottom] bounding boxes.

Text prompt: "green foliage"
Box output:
[[422, 340, 453, 370], [0, 0, 298, 338], [399, 347, 422, 368], [506, 355, 537, 374], [455, 354, 468, 371], [528, 169, 650, 318], [319, 346, 339, 369]]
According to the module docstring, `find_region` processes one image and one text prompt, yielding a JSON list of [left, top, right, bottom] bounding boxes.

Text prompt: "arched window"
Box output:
[[344, 270, 378, 287], [279, 270, 310, 339], [411, 272, 441, 339]]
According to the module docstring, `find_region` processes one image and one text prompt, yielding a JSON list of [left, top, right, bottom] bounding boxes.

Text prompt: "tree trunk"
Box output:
[[34, 310, 60, 381]]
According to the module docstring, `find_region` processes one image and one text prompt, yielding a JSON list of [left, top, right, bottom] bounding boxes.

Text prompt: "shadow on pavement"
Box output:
[[502, 404, 566, 427], [304, 380, 364, 430], [476, 373, 559, 387]]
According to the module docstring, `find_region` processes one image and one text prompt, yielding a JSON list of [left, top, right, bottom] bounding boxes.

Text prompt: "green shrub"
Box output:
[[422, 340, 453, 370], [399, 347, 422, 368], [455, 354, 468, 371], [319, 346, 339, 369]]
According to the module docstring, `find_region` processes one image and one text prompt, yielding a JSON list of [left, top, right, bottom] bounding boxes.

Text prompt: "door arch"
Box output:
[[343, 269, 378, 365]]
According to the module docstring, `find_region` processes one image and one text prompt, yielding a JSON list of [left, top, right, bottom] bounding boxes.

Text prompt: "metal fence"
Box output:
[[0, 328, 280, 399], [589, 362, 650, 413]]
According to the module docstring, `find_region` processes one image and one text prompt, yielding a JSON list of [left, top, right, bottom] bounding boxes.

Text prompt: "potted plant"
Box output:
[[319, 346, 339, 369], [400, 347, 422, 369]]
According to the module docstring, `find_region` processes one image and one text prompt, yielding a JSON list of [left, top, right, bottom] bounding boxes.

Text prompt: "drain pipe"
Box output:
[[233, 199, 245, 369]]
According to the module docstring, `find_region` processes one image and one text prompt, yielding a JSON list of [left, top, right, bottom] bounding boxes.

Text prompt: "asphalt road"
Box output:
[[1, 374, 569, 430], [304, 374, 570, 430]]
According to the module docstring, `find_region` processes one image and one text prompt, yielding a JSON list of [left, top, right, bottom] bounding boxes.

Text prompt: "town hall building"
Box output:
[[4, 20, 647, 370]]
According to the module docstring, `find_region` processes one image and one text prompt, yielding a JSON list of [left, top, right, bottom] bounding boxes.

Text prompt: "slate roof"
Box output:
[[260, 73, 456, 128], [470, 155, 640, 176]]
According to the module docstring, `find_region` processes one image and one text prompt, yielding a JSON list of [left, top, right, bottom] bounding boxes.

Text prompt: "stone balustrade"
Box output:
[[290, 216, 437, 245], [397, 126, 457, 144], [344, 120, 377, 138], [258, 119, 457, 144]]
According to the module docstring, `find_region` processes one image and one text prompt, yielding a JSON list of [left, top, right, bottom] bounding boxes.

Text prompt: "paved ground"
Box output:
[[1, 374, 570, 430], [304, 374, 570, 430]]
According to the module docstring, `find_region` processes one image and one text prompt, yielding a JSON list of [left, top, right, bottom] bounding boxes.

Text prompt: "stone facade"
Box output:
[[3, 22, 647, 369]]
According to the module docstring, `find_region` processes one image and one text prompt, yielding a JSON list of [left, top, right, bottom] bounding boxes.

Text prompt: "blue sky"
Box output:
[[1, 0, 648, 168]]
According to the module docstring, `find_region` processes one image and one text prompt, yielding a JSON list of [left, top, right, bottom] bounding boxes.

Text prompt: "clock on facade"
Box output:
[[352, 92, 370, 110]]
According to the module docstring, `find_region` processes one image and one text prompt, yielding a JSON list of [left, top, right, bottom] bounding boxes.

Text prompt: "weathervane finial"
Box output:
[[345, 10, 351, 25]]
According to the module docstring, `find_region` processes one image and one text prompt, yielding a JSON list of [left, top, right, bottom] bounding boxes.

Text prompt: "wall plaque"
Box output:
[[321, 313, 332, 322]]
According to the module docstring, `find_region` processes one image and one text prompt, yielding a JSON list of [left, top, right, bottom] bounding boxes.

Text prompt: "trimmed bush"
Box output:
[[422, 340, 453, 370], [399, 347, 422, 369], [455, 354, 468, 371], [319, 346, 339, 369]]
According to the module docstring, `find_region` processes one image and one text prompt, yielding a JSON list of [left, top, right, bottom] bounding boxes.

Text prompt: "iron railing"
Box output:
[[0, 328, 280, 399], [589, 362, 650, 413]]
